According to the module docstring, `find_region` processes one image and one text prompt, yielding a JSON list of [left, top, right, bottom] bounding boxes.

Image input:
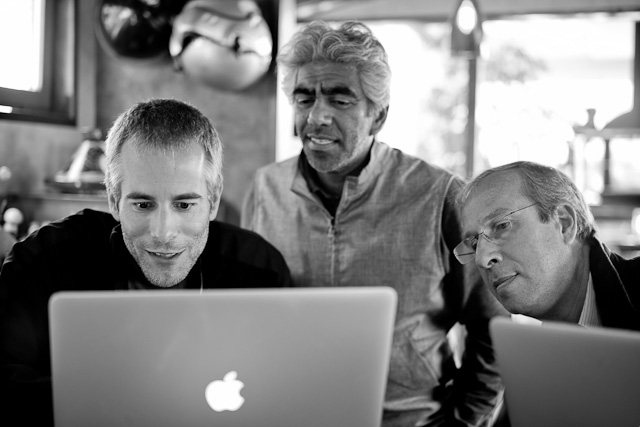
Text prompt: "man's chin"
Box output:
[[146, 275, 187, 288], [134, 251, 193, 288], [305, 155, 348, 175], [141, 266, 190, 288]]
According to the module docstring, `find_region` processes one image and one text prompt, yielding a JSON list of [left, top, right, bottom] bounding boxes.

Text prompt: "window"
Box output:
[[0, 0, 76, 125], [370, 21, 470, 179], [276, 15, 637, 196], [275, 20, 470, 178], [476, 16, 635, 204], [365, 16, 636, 190]]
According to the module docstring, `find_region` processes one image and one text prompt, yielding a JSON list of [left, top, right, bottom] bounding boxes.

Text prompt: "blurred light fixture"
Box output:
[[169, 0, 273, 91], [451, 0, 483, 58]]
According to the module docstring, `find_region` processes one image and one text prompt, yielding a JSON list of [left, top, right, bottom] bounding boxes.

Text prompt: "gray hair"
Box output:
[[277, 20, 391, 113], [457, 161, 597, 241], [104, 98, 223, 207]]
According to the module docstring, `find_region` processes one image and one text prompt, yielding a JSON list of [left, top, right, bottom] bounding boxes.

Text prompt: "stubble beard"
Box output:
[[122, 226, 209, 288]]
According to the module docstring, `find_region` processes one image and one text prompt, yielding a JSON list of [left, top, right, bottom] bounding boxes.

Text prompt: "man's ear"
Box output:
[[108, 193, 120, 222], [369, 106, 389, 136], [557, 204, 578, 244], [208, 187, 223, 221]]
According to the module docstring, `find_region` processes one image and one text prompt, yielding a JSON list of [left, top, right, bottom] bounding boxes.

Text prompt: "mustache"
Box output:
[[302, 125, 338, 137], [145, 241, 182, 251]]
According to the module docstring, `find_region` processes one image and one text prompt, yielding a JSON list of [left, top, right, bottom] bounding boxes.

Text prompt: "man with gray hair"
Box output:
[[242, 21, 507, 426], [455, 160, 640, 329], [0, 98, 291, 426]]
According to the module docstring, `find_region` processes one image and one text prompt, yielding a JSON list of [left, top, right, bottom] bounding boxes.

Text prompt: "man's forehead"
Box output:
[[294, 62, 362, 91], [462, 171, 527, 224], [475, 170, 523, 197], [293, 81, 358, 96]]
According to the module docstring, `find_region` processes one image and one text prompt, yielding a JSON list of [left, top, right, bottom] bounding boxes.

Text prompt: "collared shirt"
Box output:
[[297, 152, 342, 217], [578, 273, 602, 328], [512, 273, 602, 328], [298, 150, 372, 218]]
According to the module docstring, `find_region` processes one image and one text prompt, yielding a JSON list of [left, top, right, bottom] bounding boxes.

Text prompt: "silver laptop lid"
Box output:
[[490, 316, 640, 427], [49, 287, 397, 427]]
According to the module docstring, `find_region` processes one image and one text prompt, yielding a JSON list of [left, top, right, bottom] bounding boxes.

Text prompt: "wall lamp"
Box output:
[[451, 0, 483, 58]]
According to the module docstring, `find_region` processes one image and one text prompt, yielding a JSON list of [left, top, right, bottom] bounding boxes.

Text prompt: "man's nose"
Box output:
[[475, 237, 502, 270], [149, 208, 179, 243], [307, 99, 332, 126]]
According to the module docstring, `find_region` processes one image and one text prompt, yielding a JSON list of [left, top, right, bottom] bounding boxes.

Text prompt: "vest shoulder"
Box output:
[[375, 144, 462, 190]]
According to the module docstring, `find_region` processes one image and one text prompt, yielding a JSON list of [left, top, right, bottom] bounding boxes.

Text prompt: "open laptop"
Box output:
[[49, 287, 397, 427], [490, 316, 640, 427]]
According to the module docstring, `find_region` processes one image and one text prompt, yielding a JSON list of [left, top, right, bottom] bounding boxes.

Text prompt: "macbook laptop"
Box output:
[[49, 287, 397, 427], [490, 316, 640, 427]]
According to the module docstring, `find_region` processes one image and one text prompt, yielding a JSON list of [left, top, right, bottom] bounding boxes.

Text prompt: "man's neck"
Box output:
[[127, 278, 188, 290], [316, 171, 348, 198], [315, 148, 372, 198], [547, 243, 591, 323]]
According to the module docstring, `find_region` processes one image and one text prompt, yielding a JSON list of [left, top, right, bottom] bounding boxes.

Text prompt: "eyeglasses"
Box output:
[[453, 203, 540, 265]]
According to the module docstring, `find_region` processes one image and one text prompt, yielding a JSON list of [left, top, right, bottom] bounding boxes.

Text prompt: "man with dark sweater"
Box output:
[[455, 161, 640, 426], [0, 99, 291, 426], [455, 161, 639, 330]]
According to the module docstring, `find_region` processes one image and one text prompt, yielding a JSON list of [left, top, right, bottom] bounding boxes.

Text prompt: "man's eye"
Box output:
[[133, 202, 152, 210], [332, 99, 352, 108], [469, 236, 479, 250], [176, 202, 193, 211], [493, 220, 512, 235], [294, 97, 313, 107]]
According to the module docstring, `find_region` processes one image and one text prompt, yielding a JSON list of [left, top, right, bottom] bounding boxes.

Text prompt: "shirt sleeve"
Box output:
[[441, 176, 509, 426]]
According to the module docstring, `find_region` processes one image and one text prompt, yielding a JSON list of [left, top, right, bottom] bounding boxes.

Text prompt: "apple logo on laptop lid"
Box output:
[[205, 371, 245, 412]]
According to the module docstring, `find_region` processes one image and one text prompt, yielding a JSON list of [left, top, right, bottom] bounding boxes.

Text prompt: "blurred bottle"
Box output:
[[50, 128, 107, 193]]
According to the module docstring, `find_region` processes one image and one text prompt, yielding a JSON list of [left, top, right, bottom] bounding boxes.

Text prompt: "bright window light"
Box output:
[[456, 0, 478, 35], [0, 0, 45, 92]]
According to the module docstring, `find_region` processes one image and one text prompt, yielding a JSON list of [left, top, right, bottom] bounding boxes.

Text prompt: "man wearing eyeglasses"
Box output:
[[456, 160, 640, 330]]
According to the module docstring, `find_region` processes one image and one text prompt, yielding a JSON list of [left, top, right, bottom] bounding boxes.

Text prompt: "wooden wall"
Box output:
[[0, 0, 282, 224], [95, 46, 278, 219]]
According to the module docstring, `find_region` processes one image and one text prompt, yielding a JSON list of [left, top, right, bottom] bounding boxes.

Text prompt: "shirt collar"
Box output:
[[512, 273, 602, 328], [578, 273, 602, 328], [297, 140, 375, 192], [298, 151, 337, 202]]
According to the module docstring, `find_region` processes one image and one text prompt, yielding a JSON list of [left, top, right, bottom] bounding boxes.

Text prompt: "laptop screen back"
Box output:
[[49, 287, 397, 427], [490, 317, 640, 427]]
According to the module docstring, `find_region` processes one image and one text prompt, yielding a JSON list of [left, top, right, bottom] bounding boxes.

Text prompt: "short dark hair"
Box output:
[[104, 98, 223, 206]]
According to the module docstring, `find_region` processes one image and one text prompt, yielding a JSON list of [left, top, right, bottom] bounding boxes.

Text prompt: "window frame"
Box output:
[[0, 0, 76, 126]]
